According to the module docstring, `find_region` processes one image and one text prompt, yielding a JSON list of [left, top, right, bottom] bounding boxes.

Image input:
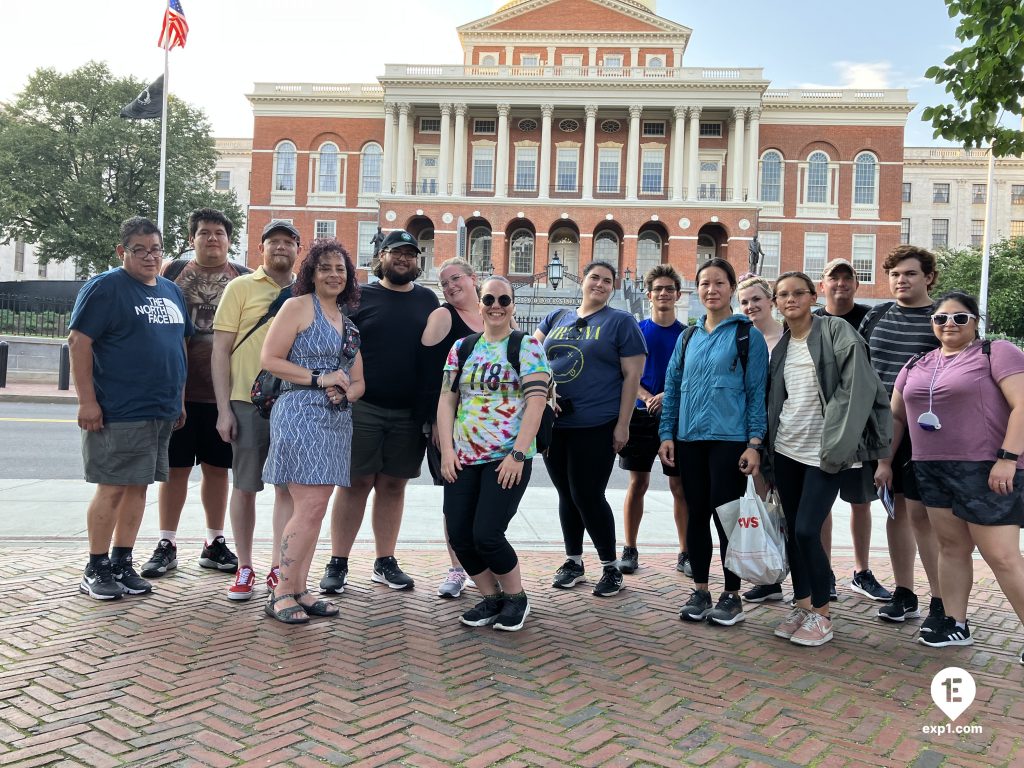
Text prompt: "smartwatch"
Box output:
[[996, 448, 1019, 462], [510, 450, 527, 462], [311, 370, 321, 388]]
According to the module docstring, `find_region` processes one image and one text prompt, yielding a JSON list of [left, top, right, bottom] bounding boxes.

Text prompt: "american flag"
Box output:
[[157, 0, 189, 50]]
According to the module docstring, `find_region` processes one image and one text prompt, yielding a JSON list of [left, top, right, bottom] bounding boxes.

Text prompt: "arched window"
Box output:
[[360, 143, 382, 194], [481, 54, 497, 67], [317, 142, 339, 194], [807, 151, 829, 204], [759, 150, 782, 202], [274, 141, 296, 192], [593, 231, 618, 264], [510, 229, 534, 274], [636, 231, 662, 278], [469, 226, 492, 274], [648, 56, 664, 67], [854, 152, 877, 206]]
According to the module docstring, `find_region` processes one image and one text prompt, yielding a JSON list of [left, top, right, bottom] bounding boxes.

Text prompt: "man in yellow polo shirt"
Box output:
[[211, 221, 299, 601]]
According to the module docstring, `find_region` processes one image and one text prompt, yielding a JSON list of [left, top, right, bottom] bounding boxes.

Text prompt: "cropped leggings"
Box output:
[[443, 459, 532, 577], [544, 421, 618, 562], [677, 440, 748, 592]]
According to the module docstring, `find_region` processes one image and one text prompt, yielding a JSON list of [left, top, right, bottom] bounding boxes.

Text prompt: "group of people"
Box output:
[[70, 217, 1024, 658]]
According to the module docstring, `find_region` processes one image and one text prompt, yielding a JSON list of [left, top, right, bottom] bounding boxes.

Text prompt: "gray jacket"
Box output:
[[766, 315, 892, 475]]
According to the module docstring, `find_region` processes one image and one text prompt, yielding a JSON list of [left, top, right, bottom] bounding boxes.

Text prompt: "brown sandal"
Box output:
[[295, 590, 340, 617], [265, 593, 309, 624]]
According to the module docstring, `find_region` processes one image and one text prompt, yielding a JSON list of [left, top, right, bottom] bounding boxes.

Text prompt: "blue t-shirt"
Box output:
[[70, 268, 194, 422], [637, 318, 684, 408], [540, 306, 647, 428]]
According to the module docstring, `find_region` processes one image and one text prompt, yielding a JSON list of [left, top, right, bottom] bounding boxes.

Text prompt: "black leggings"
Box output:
[[678, 440, 747, 592], [443, 459, 532, 577], [544, 421, 617, 562], [772, 453, 841, 609]]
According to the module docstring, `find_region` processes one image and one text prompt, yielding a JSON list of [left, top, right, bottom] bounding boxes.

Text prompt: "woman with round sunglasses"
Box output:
[[535, 260, 647, 598], [437, 277, 551, 631], [738, 275, 784, 354], [762, 272, 891, 646], [878, 292, 1024, 658], [418, 257, 484, 598]]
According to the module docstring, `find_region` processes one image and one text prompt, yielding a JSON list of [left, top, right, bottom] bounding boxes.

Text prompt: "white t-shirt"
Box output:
[[775, 338, 824, 467]]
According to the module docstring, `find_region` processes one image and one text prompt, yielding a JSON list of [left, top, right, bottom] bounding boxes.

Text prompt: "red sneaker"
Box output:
[[227, 566, 255, 601], [266, 565, 281, 592]]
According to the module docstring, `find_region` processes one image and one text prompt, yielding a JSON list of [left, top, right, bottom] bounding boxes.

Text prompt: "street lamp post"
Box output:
[[547, 251, 563, 291], [623, 266, 633, 302]]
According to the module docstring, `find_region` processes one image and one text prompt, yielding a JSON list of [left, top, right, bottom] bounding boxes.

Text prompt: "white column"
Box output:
[[670, 105, 686, 201], [452, 103, 467, 196], [625, 104, 642, 200], [686, 106, 701, 201], [730, 107, 745, 201], [495, 104, 510, 197], [381, 102, 395, 194], [630, 46, 639, 73], [539, 104, 553, 199], [395, 103, 410, 194], [582, 104, 597, 199], [745, 107, 761, 202], [438, 103, 451, 196]]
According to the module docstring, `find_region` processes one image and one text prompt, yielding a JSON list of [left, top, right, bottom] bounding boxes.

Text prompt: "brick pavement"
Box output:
[[0, 547, 1021, 767]]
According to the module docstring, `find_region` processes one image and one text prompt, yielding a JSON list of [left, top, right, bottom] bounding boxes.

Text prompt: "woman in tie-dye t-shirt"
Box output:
[[436, 276, 551, 632]]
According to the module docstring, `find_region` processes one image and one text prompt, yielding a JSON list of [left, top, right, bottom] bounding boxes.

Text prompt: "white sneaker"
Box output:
[[437, 568, 469, 598]]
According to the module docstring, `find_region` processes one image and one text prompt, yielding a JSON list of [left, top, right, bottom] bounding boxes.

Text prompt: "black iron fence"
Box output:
[[0, 293, 76, 338]]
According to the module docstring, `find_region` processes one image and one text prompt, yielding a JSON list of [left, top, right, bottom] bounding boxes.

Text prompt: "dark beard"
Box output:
[[384, 265, 420, 285]]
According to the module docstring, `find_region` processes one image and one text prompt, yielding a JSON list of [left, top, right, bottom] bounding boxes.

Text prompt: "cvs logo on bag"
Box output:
[[737, 517, 760, 529]]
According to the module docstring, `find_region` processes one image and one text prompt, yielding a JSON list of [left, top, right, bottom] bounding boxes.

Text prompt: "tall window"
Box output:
[[594, 231, 619, 264], [469, 226, 492, 272], [758, 231, 781, 279], [636, 231, 661, 278], [802, 232, 828, 277], [900, 218, 910, 245], [356, 221, 377, 268], [317, 142, 339, 194], [851, 234, 876, 283], [215, 171, 231, 191], [933, 183, 950, 203], [1012, 220, 1024, 238], [971, 219, 984, 248], [759, 151, 782, 202], [315, 220, 336, 240], [509, 229, 535, 274], [853, 152, 877, 205], [472, 147, 495, 191], [514, 147, 537, 192], [902, 182, 912, 202], [556, 148, 578, 192], [14, 240, 25, 272], [640, 149, 664, 194], [1013, 185, 1024, 205], [807, 152, 829, 203], [972, 184, 987, 204], [360, 143, 382, 194], [932, 219, 949, 249], [597, 148, 620, 193], [37, 260, 47, 279], [273, 141, 296, 192]]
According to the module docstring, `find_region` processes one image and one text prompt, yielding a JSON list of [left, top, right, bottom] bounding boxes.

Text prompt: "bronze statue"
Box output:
[[748, 234, 764, 275]]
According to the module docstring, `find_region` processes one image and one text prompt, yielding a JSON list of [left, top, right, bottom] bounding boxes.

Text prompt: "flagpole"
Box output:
[[157, 4, 170, 232]]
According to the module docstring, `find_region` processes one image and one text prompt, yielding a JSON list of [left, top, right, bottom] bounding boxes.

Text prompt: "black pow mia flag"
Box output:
[[120, 75, 164, 120]]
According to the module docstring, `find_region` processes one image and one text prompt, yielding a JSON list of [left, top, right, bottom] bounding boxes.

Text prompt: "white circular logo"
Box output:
[[678, 218, 690, 230], [738, 218, 750, 231], [442, 212, 453, 224], [931, 667, 976, 722], [385, 210, 397, 222]]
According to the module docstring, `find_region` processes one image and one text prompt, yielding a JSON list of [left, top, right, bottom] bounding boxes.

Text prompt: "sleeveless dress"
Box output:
[[263, 295, 361, 487]]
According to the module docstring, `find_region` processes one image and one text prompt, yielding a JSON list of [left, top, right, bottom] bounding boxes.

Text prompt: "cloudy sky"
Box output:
[[1, 0, 967, 145]]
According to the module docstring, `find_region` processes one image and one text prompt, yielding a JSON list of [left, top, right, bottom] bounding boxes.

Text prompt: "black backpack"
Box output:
[[677, 321, 750, 377], [858, 301, 895, 345], [162, 257, 252, 283]]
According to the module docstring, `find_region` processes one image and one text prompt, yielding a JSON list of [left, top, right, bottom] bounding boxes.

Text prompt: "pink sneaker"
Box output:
[[227, 566, 255, 601], [773, 607, 810, 640], [266, 565, 281, 591], [790, 612, 834, 646]]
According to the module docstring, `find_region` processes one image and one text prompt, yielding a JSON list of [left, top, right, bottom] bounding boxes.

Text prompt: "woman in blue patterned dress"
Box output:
[[261, 240, 364, 624]]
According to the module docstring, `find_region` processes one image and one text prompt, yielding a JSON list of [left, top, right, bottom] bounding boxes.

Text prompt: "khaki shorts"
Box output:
[[350, 400, 426, 479], [230, 401, 270, 492], [82, 419, 174, 486]]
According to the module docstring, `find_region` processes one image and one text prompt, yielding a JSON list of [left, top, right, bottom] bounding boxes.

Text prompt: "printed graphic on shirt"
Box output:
[[135, 297, 185, 325], [172, 262, 242, 335], [545, 323, 602, 384]]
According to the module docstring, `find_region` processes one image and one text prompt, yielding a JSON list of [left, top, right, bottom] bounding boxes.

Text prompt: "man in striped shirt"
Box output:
[[860, 245, 943, 636]]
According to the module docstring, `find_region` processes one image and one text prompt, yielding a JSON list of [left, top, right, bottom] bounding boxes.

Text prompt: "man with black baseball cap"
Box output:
[[320, 228, 439, 593]]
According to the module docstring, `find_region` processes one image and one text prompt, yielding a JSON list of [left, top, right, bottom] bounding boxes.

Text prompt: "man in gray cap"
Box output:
[[320, 229, 439, 593]]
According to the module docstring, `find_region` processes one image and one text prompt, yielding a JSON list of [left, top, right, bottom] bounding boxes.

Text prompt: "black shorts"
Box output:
[[914, 460, 1024, 526], [617, 408, 679, 476], [890, 437, 921, 502], [839, 463, 876, 505], [167, 401, 233, 469]]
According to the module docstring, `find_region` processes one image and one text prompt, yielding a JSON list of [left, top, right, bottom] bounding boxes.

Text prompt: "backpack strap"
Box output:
[[452, 332, 482, 391], [733, 322, 750, 375], [904, 351, 927, 372], [161, 259, 188, 282], [677, 324, 699, 378], [859, 301, 895, 344], [232, 286, 292, 354], [506, 330, 525, 376]]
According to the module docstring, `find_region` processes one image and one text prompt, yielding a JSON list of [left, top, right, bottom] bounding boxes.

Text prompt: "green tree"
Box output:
[[0, 62, 244, 274], [934, 238, 1024, 337], [922, 0, 1024, 156]]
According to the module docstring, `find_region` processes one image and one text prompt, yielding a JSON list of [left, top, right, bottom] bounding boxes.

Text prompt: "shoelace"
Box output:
[[236, 567, 253, 585], [446, 570, 467, 584]]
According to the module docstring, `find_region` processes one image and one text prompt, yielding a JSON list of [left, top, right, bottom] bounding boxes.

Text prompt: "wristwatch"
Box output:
[[996, 448, 1019, 461], [311, 370, 321, 388], [746, 442, 765, 453], [510, 450, 527, 462]]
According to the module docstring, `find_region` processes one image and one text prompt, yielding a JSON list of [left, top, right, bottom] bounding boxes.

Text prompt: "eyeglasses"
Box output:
[[650, 285, 678, 294], [126, 247, 164, 260], [439, 273, 467, 290], [384, 249, 418, 262], [775, 289, 813, 300], [481, 293, 512, 307], [931, 312, 977, 326]]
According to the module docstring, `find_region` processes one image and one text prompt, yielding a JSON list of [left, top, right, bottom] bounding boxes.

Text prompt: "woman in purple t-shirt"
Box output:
[[880, 291, 1024, 660]]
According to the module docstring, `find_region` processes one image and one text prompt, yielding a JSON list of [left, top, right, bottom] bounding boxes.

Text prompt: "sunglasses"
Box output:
[[566, 317, 588, 339], [481, 294, 512, 307], [931, 312, 977, 326]]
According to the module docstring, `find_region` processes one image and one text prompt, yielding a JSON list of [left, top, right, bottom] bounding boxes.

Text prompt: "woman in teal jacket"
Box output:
[[659, 258, 769, 627]]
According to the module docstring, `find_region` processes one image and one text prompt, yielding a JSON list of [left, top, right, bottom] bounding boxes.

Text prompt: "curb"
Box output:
[[0, 394, 78, 404]]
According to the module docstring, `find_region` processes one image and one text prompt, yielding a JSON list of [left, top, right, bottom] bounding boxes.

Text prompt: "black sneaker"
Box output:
[[679, 588, 713, 621], [593, 565, 623, 597], [743, 583, 784, 603], [851, 569, 892, 602], [878, 586, 920, 622], [493, 593, 530, 632], [320, 558, 348, 594], [198, 536, 238, 573], [920, 597, 946, 634], [371, 556, 414, 590], [112, 553, 152, 595], [618, 546, 639, 574], [676, 552, 693, 577], [79, 558, 123, 601], [460, 594, 504, 627], [552, 559, 586, 589], [829, 571, 838, 602], [919, 618, 973, 647], [708, 592, 745, 626], [140, 539, 177, 578]]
